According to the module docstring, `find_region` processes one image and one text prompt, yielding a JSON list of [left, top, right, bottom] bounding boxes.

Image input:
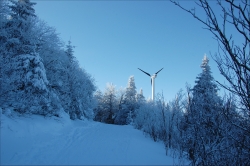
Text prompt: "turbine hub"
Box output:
[[152, 74, 157, 79]]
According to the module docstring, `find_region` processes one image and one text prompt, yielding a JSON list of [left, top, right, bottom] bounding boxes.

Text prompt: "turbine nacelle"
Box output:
[[151, 74, 157, 79]]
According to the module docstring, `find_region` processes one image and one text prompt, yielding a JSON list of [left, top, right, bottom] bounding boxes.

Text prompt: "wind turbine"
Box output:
[[138, 68, 163, 101]]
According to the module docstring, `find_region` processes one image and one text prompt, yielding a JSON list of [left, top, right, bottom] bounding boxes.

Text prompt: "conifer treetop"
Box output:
[[201, 54, 211, 73]]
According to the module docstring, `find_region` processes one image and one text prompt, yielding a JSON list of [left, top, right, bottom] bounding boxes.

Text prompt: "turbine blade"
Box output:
[[151, 78, 152, 85], [138, 68, 151, 77], [155, 68, 163, 75]]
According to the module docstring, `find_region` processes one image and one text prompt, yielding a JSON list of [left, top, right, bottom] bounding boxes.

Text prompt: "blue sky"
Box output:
[[34, 1, 229, 101]]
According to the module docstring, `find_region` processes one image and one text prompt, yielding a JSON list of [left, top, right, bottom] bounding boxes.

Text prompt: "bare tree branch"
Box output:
[[170, 0, 250, 113]]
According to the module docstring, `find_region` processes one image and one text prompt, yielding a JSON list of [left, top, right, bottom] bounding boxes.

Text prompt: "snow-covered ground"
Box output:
[[1, 112, 185, 165]]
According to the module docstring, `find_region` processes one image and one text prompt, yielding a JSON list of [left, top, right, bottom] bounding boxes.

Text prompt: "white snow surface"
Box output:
[[1, 113, 181, 165]]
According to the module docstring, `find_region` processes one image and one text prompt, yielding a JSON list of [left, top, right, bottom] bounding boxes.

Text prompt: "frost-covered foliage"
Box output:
[[132, 55, 250, 165], [180, 55, 225, 165], [0, 0, 96, 119], [115, 76, 138, 125], [218, 96, 250, 165], [63, 41, 96, 120], [134, 101, 158, 139], [0, 0, 50, 114], [136, 88, 146, 106], [133, 91, 184, 155], [178, 55, 250, 165], [94, 76, 145, 125], [92, 52, 249, 164], [94, 83, 118, 124]]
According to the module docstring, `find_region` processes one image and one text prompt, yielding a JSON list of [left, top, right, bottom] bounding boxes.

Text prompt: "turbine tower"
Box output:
[[138, 68, 163, 101]]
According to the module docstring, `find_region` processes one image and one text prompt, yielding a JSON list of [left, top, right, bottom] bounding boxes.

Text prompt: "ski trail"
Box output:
[[1, 115, 177, 165]]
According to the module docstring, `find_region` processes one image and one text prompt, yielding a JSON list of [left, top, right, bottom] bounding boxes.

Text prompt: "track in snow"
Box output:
[[1, 113, 183, 165]]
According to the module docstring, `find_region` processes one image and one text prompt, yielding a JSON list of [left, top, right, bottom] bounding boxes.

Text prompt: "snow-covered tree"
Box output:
[[136, 88, 146, 107], [133, 91, 184, 154], [64, 41, 78, 119], [93, 90, 104, 121], [63, 41, 96, 120], [171, 0, 250, 113], [180, 55, 225, 165], [155, 93, 168, 145], [115, 76, 137, 125], [0, 0, 52, 115], [216, 95, 250, 165], [34, 19, 67, 114], [0, 0, 10, 103], [35, 29, 96, 119], [94, 83, 117, 124], [0, 0, 96, 119]]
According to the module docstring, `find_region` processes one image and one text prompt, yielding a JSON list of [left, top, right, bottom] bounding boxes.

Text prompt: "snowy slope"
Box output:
[[1, 112, 183, 165]]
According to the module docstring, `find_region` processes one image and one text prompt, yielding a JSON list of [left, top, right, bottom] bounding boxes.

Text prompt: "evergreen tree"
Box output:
[[0, 0, 10, 102], [35, 20, 67, 114], [181, 55, 224, 165], [136, 88, 146, 107], [64, 40, 77, 119], [115, 76, 137, 125], [93, 90, 104, 121], [64, 41, 95, 120], [94, 83, 117, 124], [0, 0, 50, 115], [0, 1, 96, 118]]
